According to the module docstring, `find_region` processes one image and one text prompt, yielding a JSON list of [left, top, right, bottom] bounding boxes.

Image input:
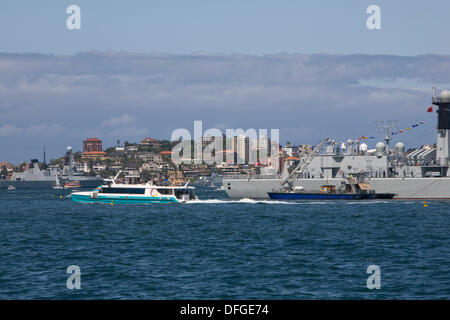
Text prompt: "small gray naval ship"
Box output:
[[223, 89, 450, 199], [0, 146, 103, 189]]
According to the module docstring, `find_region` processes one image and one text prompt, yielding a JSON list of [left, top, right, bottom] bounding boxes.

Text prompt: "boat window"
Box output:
[[157, 189, 173, 195], [174, 189, 191, 199], [100, 187, 145, 194]]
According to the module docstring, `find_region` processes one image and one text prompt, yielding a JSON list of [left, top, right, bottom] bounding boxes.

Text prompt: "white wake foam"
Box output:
[[187, 198, 306, 205]]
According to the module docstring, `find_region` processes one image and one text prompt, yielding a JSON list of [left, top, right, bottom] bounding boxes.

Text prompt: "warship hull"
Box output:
[[225, 89, 450, 199], [0, 146, 103, 189], [0, 178, 102, 189], [224, 177, 450, 199]]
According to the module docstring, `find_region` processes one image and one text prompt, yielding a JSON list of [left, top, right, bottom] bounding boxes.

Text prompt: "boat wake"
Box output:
[[187, 198, 402, 205], [187, 198, 303, 205]]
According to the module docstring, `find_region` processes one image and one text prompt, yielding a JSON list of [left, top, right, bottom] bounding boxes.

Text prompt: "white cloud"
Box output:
[[101, 114, 135, 127], [0, 123, 64, 137], [106, 127, 149, 138], [1, 51, 448, 162], [0, 124, 23, 136], [25, 123, 64, 136]]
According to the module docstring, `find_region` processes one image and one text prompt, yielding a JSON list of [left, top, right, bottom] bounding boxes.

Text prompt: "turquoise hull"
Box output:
[[71, 194, 178, 204]]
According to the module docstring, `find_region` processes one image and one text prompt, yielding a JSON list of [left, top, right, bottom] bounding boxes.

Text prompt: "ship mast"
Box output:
[[384, 127, 390, 154], [431, 85, 450, 166]]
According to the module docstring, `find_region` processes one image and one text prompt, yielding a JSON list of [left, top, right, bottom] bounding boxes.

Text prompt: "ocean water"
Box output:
[[0, 187, 449, 300]]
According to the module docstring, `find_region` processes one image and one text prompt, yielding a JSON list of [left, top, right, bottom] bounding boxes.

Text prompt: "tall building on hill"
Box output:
[[83, 137, 103, 153], [82, 137, 107, 160]]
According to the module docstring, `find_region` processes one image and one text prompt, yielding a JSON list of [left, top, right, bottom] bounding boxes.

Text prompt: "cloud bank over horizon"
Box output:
[[0, 51, 448, 163]]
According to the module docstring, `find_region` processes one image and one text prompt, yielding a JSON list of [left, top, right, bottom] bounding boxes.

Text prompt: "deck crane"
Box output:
[[280, 137, 333, 190]]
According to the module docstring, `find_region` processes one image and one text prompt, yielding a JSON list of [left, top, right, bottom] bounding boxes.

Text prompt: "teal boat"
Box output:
[[71, 182, 198, 204]]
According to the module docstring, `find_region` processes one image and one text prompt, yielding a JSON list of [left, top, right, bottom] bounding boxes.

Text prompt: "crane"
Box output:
[[280, 137, 332, 190]]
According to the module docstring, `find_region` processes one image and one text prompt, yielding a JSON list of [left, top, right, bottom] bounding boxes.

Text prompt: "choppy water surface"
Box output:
[[0, 188, 449, 299]]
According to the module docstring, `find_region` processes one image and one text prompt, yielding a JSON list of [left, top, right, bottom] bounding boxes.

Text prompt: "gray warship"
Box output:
[[223, 89, 450, 199], [192, 168, 223, 188], [0, 146, 103, 189]]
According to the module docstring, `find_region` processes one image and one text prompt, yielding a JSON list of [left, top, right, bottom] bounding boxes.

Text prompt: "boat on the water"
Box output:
[[71, 183, 198, 204], [223, 88, 450, 200], [7, 185, 16, 190], [0, 146, 102, 189], [53, 172, 64, 190], [268, 182, 395, 200], [71, 172, 198, 204], [268, 143, 397, 201], [64, 180, 81, 189]]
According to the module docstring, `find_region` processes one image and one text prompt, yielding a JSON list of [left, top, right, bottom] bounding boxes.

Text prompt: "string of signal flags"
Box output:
[[342, 105, 435, 143]]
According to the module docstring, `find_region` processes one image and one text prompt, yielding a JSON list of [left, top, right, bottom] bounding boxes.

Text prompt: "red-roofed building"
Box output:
[[82, 138, 107, 160], [141, 137, 158, 145], [141, 137, 160, 148], [83, 137, 103, 153]]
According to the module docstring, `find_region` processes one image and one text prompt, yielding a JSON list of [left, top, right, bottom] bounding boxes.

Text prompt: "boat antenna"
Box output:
[[112, 170, 122, 184], [104, 170, 122, 185]]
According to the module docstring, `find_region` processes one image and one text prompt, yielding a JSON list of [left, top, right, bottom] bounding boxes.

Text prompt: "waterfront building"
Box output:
[[75, 161, 89, 173], [93, 163, 107, 172]]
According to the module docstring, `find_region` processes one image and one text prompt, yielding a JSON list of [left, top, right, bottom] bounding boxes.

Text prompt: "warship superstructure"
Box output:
[[223, 90, 450, 199], [0, 146, 103, 189]]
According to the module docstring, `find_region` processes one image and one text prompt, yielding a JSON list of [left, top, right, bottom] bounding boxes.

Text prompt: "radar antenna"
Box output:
[[375, 120, 398, 154]]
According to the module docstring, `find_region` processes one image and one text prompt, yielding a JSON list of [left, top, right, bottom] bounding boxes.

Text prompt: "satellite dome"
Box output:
[[376, 142, 385, 153], [395, 142, 405, 153], [340, 143, 346, 150], [67, 146, 72, 151], [359, 143, 368, 152], [440, 90, 450, 103]]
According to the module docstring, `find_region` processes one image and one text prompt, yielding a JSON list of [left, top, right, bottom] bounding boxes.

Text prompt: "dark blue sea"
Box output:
[[1, 187, 449, 299]]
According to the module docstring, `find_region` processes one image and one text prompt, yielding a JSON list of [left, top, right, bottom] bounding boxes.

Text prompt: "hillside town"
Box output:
[[0, 136, 312, 185]]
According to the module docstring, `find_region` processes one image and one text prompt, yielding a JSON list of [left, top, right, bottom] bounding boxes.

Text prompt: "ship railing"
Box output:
[[222, 174, 279, 180]]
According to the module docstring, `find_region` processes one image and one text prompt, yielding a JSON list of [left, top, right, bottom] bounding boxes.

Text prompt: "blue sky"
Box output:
[[1, 1, 450, 163], [2, 0, 450, 55]]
